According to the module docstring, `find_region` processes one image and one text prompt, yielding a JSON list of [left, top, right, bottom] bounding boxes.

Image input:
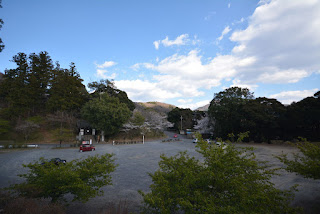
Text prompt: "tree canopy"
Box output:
[[140, 134, 298, 213], [88, 79, 135, 111], [167, 107, 193, 130], [0, 52, 88, 119], [81, 94, 131, 137], [208, 87, 254, 138]]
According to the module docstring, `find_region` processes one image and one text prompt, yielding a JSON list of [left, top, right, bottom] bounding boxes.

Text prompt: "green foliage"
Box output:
[[81, 94, 131, 136], [277, 140, 320, 179], [227, 133, 235, 142], [208, 87, 254, 138], [0, 52, 88, 119], [10, 154, 117, 203], [241, 97, 286, 142], [140, 134, 298, 214], [52, 128, 74, 145], [88, 79, 135, 111], [46, 62, 88, 113], [167, 107, 193, 130], [0, 119, 10, 135], [130, 111, 145, 126], [237, 131, 250, 142], [283, 95, 320, 141]]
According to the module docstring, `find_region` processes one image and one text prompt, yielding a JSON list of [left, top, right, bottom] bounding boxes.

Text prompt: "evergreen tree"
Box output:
[[47, 62, 88, 113], [28, 51, 53, 112], [0, 53, 31, 118]]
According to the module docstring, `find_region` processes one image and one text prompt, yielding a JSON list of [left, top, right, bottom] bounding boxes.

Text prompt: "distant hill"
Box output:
[[137, 101, 176, 114], [196, 104, 210, 111], [122, 102, 175, 131]]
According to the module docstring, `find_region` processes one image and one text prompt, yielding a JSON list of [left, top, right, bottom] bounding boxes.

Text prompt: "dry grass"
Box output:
[[0, 192, 65, 214]]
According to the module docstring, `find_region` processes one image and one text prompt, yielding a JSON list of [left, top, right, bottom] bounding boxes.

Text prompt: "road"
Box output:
[[0, 133, 319, 213]]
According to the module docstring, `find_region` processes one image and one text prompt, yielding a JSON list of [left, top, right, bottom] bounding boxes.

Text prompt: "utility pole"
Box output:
[[180, 115, 183, 132]]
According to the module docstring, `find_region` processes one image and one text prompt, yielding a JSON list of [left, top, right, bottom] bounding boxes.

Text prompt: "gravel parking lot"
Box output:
[[1, 133, 319, 213]]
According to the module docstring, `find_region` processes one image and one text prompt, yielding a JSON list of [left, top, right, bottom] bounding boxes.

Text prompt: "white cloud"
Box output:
[[96, 61, 116, 69], [177, 100, 211, 110], [228, 0, 320, 85], [153, 40, 160, 50], [270, 88, 319, 104], [177, 99, 193, 104], [154, 34, 193, 49], [95, 60, 117, 79], [120, 0, 320, 105], [96, 69, 117, 79], [162, 34, 189, 47], [217, 26, 231, 41], [228, 3, 231, 8], [115, 79, 181, 102]]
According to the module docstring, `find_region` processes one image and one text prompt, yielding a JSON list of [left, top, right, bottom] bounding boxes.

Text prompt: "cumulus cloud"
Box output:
[[270, 88, 319, 104], [229, 0, 320, 85], [153, 34, 191, 49], [95, 61, 117, 79], [114, 79, 181, 102], [96, 61, 116, 69], [118, 0, 320, 106]]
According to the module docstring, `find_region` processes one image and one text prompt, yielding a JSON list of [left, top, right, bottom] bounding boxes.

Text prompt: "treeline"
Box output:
[[0, 51, 134, 141], [208, 87, 320, 142]]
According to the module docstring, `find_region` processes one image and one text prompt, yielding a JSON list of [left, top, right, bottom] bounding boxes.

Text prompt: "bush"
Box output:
[[139, 134, 299, 214], [10, 154, 117, 203], [276, 139, 320, 179]]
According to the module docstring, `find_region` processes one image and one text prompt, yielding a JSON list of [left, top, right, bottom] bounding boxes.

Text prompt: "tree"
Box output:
[[277, 139, 320, 180], [139, 134, 298, 214], [88, 79, 135, 111], [241, 97, 286, 142], [167, 107, 193, 130], [130, 111, 145, 126], [0, 0, 4, 52], [0, 53, 32, 118], [208, 87, 254, 138], [0, 119, 10, 136], [10, 154, 116, 203], [28, 51, 53, 113], [46, 62, 88, 113], [81, 94, 131, 137], [14, 119, 40, 142]]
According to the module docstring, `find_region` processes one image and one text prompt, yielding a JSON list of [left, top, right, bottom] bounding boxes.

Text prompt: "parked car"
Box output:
[[215, 141, 227, 149], [50, 158, 67, 165], [193, 138, 198, 143], [79, 144, 95, 152], [42, 158, 66, 166], [173, 134, 178, 138]]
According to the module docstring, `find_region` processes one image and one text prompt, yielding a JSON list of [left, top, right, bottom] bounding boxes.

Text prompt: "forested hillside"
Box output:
[[0, 52, 134, 143]]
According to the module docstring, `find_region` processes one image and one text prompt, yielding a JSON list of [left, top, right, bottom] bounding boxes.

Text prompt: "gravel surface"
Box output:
[[1, 133, 319, 213]]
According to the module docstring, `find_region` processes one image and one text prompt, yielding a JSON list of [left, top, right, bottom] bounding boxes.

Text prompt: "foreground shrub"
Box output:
[[9, 154, 116, 203], [139, 134, 299, 214]]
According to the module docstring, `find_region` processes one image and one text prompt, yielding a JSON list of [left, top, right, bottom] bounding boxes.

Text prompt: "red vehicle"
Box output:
[[79, 144, 95, 152], [173, 134, 178, 138]]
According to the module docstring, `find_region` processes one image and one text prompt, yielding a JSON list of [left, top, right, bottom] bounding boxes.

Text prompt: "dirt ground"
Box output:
[[0, 134, 319, 213]]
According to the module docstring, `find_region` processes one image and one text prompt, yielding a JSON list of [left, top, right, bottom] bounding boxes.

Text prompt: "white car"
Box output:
[[193, 138, 198, 143]]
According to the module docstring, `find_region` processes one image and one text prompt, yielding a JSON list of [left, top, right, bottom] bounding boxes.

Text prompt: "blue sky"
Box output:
[[1, 0, 319, 109]]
